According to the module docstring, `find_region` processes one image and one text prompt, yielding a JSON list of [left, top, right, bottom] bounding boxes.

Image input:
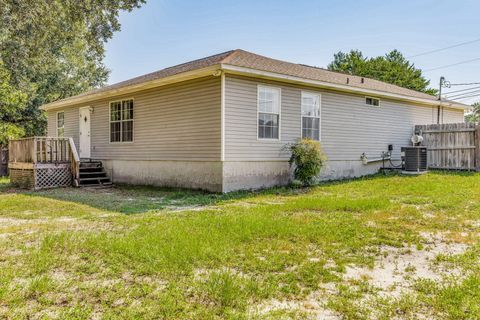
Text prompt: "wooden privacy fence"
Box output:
[[9, 137, 71, 164], [415, 123, 480, 171]]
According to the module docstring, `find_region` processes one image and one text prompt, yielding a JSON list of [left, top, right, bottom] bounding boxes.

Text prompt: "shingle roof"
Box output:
[[222, 49, 438, 101], [44, 49, 467, 108], [67, 50, 235, 100]]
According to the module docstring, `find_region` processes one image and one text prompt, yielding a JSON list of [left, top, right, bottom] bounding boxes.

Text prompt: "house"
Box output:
[[36, 49, 467, 192]]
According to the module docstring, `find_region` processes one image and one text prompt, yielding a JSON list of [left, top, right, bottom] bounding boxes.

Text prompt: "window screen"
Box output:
[[301, 92, 321, 140], [110, 99, 133, 142], [57, 112, 65, 137], [258, 86, 280, 139]]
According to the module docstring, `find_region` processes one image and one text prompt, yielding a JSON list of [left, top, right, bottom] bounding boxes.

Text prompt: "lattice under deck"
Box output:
[[34, 167, 72, 189]]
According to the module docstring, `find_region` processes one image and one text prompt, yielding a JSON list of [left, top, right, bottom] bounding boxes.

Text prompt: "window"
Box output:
[[301, 92, 321, 140], [258, 86, 280, 139], [366, 97, 380, 107], [57, 111, 65, 137], [110, 99, 133, 142]]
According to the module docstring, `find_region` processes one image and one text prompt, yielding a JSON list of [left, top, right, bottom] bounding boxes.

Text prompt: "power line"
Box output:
[[444, 85, 480, 95], [423, 57, 480, 72], [407, 37, 480, 58], [447, 89, 480, 99], [452, 92, 480, 100], [449, 82, 480, 86]]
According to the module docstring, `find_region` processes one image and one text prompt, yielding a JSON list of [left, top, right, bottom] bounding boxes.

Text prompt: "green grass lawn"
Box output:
[[0, 172, 479, 319]]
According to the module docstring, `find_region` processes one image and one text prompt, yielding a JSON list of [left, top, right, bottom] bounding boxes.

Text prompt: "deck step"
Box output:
[[80, 161, 102, 169], [78, 177, 111, 182], [78, 178, 112, 187], [79, 171, 107, 177], [79, 184, 113, 189], [76, 160, 113, 188], [79, 168, 103, 173]]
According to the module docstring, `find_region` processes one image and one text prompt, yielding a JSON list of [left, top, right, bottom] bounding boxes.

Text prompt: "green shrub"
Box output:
[[286, 139, 327, 186]]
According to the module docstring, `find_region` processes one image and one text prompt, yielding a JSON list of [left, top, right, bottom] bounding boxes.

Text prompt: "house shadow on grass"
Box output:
[[2, 181, 308, 215], [2, 170, 477, 214]]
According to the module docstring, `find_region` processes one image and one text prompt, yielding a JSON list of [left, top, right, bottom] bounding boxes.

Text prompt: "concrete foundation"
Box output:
[[222, 161, 292, 193], [101, 160, 223, 192], [99, 159, 384, 193], [222, 160, 383, 192], [320, 160, 383, 181]]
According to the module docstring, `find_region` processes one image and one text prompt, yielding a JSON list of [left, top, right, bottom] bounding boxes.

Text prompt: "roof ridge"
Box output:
[[66, 50, 235, 95], [299, 63, 434, 96], [220, 49, 244, 64], [144, 49, 235, 75]]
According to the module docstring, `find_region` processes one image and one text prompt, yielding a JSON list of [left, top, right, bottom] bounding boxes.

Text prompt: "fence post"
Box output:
[[0, 146, 7, 177], [476, 125, 480, 172]]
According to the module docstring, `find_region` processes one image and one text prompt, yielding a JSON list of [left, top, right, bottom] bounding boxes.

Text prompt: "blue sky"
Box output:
[[104, 0, 480, 104]]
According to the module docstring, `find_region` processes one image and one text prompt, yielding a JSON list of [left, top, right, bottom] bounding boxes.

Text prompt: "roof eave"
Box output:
[[40, 61, 470, 112], [40, 65, 222, 111], [220, 64, 470, 110]]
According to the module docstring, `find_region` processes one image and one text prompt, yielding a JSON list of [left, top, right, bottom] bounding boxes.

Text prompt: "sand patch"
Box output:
[[164, 205, 208, 212], [344, 232, 469, 298], [0, 217, 36, 227], [251, 232, 471, 318], [251, 292, 341, 319]]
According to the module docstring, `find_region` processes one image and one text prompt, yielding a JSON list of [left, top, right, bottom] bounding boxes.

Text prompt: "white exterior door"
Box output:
[[79, 107, 91, 159]]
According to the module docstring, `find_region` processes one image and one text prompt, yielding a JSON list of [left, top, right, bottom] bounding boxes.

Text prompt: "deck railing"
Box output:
[[8, 137, 35, 163], [9, 137, 81, 182], [68, 138, 80, 185]]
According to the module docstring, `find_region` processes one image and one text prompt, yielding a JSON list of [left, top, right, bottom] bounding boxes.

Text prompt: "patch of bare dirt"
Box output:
[[164, 205, 208, 212], [251, 293, 341, 319], [343, 232, 469, 298], [250, 232, 471, 319], [0, 217, 35, 227]]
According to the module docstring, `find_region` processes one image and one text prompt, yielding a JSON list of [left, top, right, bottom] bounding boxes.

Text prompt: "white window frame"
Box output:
[[56, 111, 65, 137], [257, 85, 281, 141], [109, 98, 134, 144], [301, 91, 322, 141], [365, 96, 380, 107]]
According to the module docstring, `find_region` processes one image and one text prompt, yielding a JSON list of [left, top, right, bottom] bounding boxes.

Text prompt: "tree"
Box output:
[[0, 61, 27, 145], [328, 49, 437, 95], [465, 102, 480, 124], [0, 0, 145, 140]]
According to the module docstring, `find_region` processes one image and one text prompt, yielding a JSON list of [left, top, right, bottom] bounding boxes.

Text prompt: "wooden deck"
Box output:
[[8, 137, 80, 189]]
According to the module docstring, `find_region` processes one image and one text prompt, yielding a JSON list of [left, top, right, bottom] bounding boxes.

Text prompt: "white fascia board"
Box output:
[[220, 64, 470, 110], [40, 65, 222, 111]]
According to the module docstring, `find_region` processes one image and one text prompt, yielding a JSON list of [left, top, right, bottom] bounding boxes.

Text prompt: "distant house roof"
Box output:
[[41, 49, 469, 110]]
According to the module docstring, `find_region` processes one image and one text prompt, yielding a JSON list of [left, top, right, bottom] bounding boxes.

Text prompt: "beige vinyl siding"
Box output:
[[47, 112, 56, 137], [442, 107, 465, 123], [224, 75, 465, 162], [225, 76, 299, 161], [46, 76, 221, 161], [321, 93, 433, 161], [47, 107, 80, 146]]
